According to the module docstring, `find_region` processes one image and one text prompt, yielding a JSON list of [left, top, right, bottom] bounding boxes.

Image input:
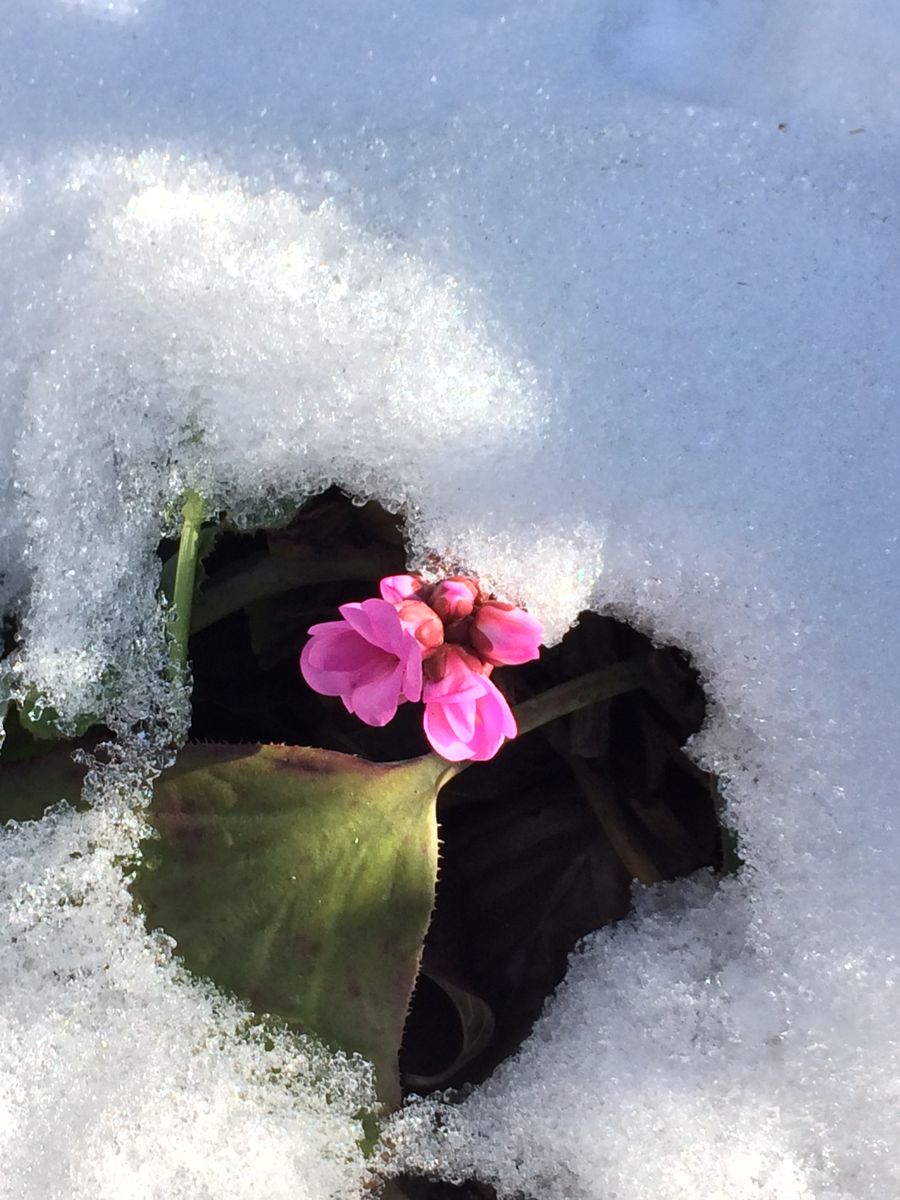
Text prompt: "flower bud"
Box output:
[[470, 600, 543, 666], [429, 576, 480, 623], [396, 598, 444, 650], [380, 574, 426, 604]]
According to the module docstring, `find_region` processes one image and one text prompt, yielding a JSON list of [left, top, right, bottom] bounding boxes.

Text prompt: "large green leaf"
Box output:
[[134, 743, 448, 1107]]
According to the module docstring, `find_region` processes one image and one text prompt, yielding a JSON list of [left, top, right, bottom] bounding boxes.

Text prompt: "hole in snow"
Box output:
[[400, 616, 721, 1092], [181, 490, 723, 1095]]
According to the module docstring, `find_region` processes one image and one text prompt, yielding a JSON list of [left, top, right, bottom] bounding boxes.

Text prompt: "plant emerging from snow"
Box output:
[[2, 493, 671, 1131]]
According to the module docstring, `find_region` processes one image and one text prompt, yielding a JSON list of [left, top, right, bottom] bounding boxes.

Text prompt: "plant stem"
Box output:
[[190, 549, 395, 634], [168, 489, 207, 676], [513, 654, 653, 737], [443, 653, 654, 782]]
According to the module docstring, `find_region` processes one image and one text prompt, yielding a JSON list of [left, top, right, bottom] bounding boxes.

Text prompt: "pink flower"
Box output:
[[300, 574, 543, 761], [470, 601, 543, 667], [422, 646, 517, 762], [299, 598, 422, 726]]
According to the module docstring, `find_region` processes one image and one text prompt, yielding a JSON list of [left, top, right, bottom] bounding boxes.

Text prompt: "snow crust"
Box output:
[[1, 1, 899, 1197]]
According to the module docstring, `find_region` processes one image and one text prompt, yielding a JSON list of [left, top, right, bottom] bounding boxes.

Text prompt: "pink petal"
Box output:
[[306, 618, 352, 637], [471, 603, 543, 666], [300, 639, 343, 696], [423, 670, 517, 762], [340, 597, 415, 658], [299, 632, 370, 697], [465, 684, 514, 761], [301, 594, 425, 721], [366, 598, 413, 652], [400, 643, 424, 704], [338, 599, 379, 647], [302, 668, 356, 697], [423, 702, 475, 762], [481, 677, 517, 733], [379, 574, 422, 604], [442, 697, 477, 742], [346, 659, 405, 726], [305, 625, 377, 673], [423, 646, 487, 704]]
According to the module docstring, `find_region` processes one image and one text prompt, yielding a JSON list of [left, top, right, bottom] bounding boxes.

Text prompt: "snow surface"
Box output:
[[1, 1, 899, 1197]]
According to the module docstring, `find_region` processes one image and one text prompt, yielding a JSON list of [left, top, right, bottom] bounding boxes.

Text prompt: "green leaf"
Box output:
[[133, 742, 448, 1107], [0, 734, 89, 822], [12, 689, 98, 742]]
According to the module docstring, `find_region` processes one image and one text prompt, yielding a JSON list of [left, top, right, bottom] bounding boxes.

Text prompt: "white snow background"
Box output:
[[1, 1, 899, 1197]]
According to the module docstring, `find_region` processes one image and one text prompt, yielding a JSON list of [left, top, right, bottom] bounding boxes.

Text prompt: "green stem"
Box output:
[[513, 654, 653, 738], [168, 489, 207, 676], [190, 549, 395, 635], [442, 653, 654, 782]]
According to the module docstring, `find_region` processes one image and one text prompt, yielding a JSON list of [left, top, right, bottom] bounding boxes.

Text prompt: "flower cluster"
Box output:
[[299, 574, 542, 761]]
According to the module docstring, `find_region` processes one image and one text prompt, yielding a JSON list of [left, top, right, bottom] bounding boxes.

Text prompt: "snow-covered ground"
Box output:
[[1, 2, 899, 1197]]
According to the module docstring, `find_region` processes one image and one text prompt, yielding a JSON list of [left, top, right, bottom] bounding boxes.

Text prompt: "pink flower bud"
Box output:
[[470, 601, 543, 667], [379, 574, 426, 605], [396, 598, 444, 650], [429, 577, 480, 623]]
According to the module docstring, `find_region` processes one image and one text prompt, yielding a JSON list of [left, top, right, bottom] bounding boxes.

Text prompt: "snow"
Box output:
[[1, 1, 899, 1197]]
